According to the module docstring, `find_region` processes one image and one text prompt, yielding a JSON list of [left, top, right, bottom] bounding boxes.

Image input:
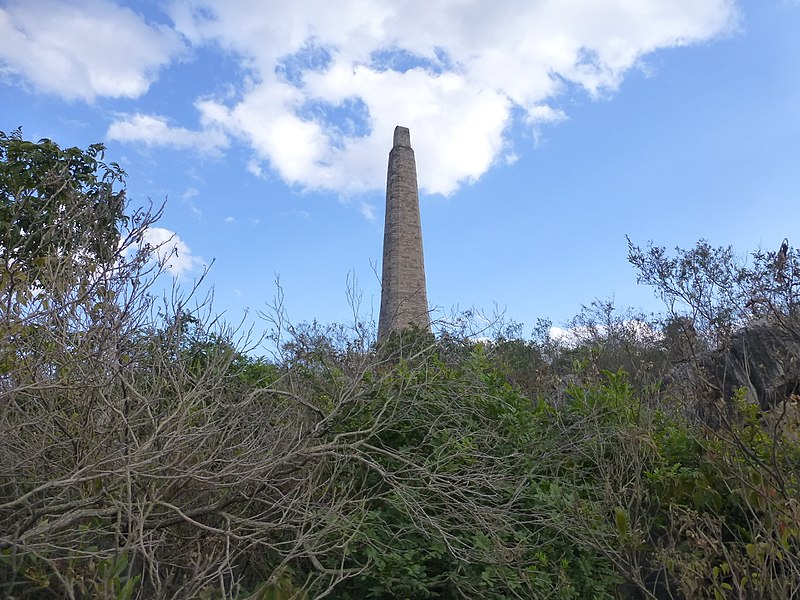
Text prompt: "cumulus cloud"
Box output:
[[140, 227, 205, 278], [163, 0, 739, 196], [3, 0, 739, 196], [0, 0, 183, 101]]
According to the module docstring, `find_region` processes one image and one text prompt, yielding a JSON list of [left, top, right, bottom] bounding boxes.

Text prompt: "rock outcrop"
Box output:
[[666, 318, 800, 426]]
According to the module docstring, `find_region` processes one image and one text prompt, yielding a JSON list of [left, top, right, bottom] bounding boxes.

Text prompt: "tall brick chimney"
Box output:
[[377, 126, 430, 342]]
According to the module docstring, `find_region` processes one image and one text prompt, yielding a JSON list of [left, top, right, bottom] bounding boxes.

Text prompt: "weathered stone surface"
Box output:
[[666, 318, 800, 425], [378, 126, 430, 342]]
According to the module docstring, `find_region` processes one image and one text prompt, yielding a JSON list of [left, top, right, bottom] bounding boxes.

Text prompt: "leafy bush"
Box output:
[[2, 132, 798, 599]]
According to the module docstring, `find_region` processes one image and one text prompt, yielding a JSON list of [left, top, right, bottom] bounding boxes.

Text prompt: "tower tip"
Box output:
[[393, 126, 411, 148]]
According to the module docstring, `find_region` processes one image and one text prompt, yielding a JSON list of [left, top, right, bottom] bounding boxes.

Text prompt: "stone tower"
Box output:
[[377, 126, 430, 342]]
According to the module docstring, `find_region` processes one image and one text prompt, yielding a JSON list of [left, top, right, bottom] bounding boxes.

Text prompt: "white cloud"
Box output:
[[550, 320, 661, 348], [246, 160, 263, 177], [162, 0, 739, 196], [180, 187, 203, 220], [0, 0, 182, 101], [224, 216, 236, 223], [3, 0, 739, 197], [181, 187, 199, 201], [106, 113, 229, 154], [358, 201, 377, 221], [527, 105, 569, 126], [141, 227, 205, 278]]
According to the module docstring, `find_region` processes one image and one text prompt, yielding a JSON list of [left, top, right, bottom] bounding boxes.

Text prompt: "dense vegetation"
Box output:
[[1, 132, 798, 599]]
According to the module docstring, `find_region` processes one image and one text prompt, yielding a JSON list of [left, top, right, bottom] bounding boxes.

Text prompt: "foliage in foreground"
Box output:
[[1, 132, 799, 599]]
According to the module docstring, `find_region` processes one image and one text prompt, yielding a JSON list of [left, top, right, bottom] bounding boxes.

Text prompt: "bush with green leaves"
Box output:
[[2, 131, 799, 599]]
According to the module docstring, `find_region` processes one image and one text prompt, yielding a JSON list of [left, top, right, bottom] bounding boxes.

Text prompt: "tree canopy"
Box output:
[[0, 129, 128, 296]]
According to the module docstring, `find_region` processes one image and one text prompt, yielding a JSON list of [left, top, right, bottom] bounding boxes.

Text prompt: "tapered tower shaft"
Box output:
[[377, 126, 430, 342]]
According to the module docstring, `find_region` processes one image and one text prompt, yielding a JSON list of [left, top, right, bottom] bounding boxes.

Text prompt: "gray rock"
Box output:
[[665, 318, 800, 425]]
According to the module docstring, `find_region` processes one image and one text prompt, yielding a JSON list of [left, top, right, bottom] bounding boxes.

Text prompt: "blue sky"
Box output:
[[2, 0, 799, 344]]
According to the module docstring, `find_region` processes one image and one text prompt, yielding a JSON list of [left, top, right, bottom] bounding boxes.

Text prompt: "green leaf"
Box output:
[[118, 575, 140, 600], [614, 507, 630, 540]]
